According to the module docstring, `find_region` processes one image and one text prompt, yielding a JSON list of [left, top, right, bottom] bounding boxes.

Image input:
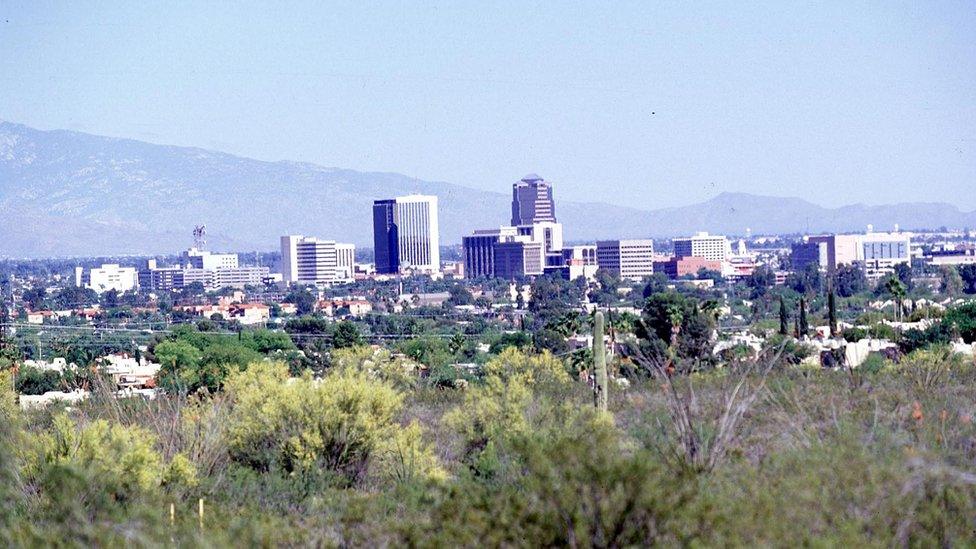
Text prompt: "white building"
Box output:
[[374, 194, 441, 273], [182, 248, 238, 270], [281, 235, 355, 286], [516, 220, 564, 256], [336, 243, 356, 281], [860, 231, 911, 280], [674, 232, 731, 262], [75, 264, 139, 294], [596, 239, 655, 280], [280, 235, 302, 283]]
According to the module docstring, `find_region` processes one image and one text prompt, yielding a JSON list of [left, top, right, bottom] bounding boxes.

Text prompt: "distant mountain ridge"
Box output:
[[1, 121, 974, 258]]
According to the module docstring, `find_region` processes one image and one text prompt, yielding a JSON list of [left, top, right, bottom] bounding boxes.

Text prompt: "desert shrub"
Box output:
[[331, 346, 421, 390], [413, 409, 717, 546], [23, 414, 165, 500], [713, 428, 976, 546], [223, 362, 438, 486], [481, 347, 571, 386], [859, 352, 888, 374]]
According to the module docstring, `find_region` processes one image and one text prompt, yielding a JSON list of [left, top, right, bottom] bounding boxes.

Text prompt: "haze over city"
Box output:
[[2, 1, 974, 210], [5, 3, 976, 547]]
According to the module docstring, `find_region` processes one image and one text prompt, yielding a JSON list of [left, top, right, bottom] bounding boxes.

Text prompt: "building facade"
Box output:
[[281, 236, 355, 285], [493, 241, 544, 279], [373, 195, 440, 274], [511, 174, 556, 225], [654, 256, 723, 280], [596, 239, 655, 280], [182, 248, 239, 270], [673, 232, 730, 261], [75, 264, 139, 294]]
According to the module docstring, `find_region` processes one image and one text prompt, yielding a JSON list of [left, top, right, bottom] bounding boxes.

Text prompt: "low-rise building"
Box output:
[[654, 256, 723, 279], [596, 239, 655, 280]]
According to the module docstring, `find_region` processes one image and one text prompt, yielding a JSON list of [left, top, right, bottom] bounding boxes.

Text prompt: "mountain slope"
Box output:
[[1, 121, 974, 257]]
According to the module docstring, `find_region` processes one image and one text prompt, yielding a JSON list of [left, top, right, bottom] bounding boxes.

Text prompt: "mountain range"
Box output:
[[2, 121, 974, 258]]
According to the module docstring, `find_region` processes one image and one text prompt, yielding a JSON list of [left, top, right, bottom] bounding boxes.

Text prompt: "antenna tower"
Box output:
[[193, 225, 207, 250]]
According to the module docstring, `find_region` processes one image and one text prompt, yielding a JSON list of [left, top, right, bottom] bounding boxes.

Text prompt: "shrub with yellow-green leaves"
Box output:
[[482, 347, 571, 386], [446, 348, 586, 477], [224, 361, 442, 486], [22, 413, 197, 506], [331, 346, 422, 390]]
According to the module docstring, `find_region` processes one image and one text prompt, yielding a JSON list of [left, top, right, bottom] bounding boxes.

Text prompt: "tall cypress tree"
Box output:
[[828, 288, 838, 337], [799, 297, 809, 337], [779, 296, 789, 336]]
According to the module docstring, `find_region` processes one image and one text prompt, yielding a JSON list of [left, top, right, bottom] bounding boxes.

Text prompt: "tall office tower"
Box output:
[[673, 232, 731, 261], [280, 235, 302, 283], [596, 239, 656, 280], [511, 174, 556, 225], [373, 200, 399, 274], [373, 195, 440, 274]]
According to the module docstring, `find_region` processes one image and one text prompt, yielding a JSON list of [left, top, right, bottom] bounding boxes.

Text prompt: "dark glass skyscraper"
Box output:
[[511, 173, 556, 226], [372, 199, 399, 274]]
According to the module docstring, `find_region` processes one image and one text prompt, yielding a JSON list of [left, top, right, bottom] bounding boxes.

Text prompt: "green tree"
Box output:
[[833, 264, 868, 297], [894, 262, 914, 292], [14, 366, 62, 395], [447, 284, 474, 306], [884, 276, 907, 322], [779, 296, 789, 336], [333, 321, 364, 349], [798, 297, 809, 337], [943, 303, 976, 343], [284, 287, 317, 315], [632, 292, 716, 372], [959, 264, 976, 294], [939, 266, 964, 296], [828, 288, 838, 337]]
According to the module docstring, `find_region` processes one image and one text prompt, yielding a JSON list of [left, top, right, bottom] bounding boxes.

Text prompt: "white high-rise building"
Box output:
[[336, 243, 356, 281], [673, 232, 731, 262], [596, 240, 655, 280], [374, 194, 440, 273], [75, 264, 139, 294], [280, 235, 355, 285], [280, 235, 302, 283]]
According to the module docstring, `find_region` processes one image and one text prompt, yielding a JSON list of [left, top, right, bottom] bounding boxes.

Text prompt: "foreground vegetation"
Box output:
[[2, 341, 976, 546]]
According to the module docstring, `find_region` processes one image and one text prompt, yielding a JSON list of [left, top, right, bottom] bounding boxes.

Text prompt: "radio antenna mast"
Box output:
[[193, 225, 207, 250]]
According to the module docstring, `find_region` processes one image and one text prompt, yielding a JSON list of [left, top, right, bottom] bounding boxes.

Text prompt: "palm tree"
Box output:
[[885, 276, 907, 322], [664, 304, 684, 375]]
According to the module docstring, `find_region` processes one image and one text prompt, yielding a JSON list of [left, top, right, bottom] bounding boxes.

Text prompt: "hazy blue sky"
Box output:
[[2, 1, 974, 210]]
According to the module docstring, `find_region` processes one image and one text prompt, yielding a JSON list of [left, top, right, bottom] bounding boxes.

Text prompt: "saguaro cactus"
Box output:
[[593, 311, 608, 411]]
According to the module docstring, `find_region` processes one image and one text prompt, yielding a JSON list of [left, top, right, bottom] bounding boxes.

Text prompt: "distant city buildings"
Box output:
[[791, 230, 912, 279], [595, 239, 655, 280], [280, 235, 355, 286], [138, 249, 268, 291], [673, 232, 731, 262], [75, 264, 138, 294], [462, 175, 577, 279], [373, 194, 440, 274]]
